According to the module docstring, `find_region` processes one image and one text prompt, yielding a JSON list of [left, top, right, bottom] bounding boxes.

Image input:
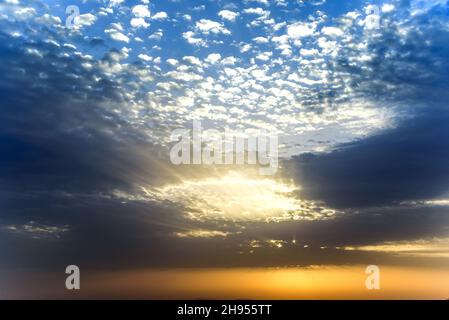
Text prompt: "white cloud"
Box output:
[[109, 0, 124, 7], [253, 36, 269, 43], [131, 17, 150, 28], [152, 12, 168, 20], [196, 19, 230, 35], [221, 56, 237, 65], [110, 22, 124, 31], [321, 26, 344, 37], [166, 71, 203, 82], [166, 59, 179, 66], [74, 13, 97, 28], [174, 230, 230, 238], [381, 4, 395, 13], [132, 4, 151, 18], [287, 22, 316, 38], [36, 14, 62, 26], [256, 51, 273, 61], [240, 43, 252, 53], [243, 7, 267, 15], [149, 30, 163, 40], [182, 31, 206, 46], [206, 53, 221, 64], [300, 48, 319, 57], [138, 54, 152, 61], [246, 0, 269, 5], [183, 56, 202, 66], [218, 10, 239, 22], [105, 29, 130, 42], [411, 0, 446, 15], [3, 221, 69, 239]]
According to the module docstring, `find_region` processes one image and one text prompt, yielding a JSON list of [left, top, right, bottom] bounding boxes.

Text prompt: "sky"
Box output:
[[0, 0, 449, 299]]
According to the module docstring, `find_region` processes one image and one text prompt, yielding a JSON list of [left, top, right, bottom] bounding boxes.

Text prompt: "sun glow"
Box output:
[[141, 172, 337, 222]]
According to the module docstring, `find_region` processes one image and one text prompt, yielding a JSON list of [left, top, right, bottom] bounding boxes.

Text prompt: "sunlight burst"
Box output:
[[141, 172, 337, 222]]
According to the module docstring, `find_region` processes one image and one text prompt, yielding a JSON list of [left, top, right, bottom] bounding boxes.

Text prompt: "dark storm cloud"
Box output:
[[0, 28, 169, 194], [287, 111, 449, 208], [3, 198, 448, 270], [0, 24, 178, 270]]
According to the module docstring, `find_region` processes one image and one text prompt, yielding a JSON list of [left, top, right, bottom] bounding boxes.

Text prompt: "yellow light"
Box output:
[[142, 171, 338, 222]]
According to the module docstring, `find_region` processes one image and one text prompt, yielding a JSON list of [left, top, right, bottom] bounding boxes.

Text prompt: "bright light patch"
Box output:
[[343, 238, 449, 258], [141, 172, 337, 222], [174, 230, 230, 238]]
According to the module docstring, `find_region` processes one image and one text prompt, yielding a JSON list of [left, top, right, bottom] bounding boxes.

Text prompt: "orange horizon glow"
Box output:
[[3, 265, 449, 299]]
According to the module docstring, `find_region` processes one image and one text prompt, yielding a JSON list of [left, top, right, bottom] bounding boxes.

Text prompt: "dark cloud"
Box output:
[[287, 111, 449, 208]]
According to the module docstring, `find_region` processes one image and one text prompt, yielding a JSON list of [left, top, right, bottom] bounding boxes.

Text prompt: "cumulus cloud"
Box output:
[[105, 28, 130, 42], [151, 11, 168, 20], [243, 7, 267, 15], [321, 26, 344, 37], [130, 17, 149, 28], [132, 4, 151, 18], [218, 10, 239, 22], [182, 31, 206, 46], [76, 13, 97, 27], [138, 53, 152, 61], [205, 53, 221, 64], [195, 19, 231, 35], [287, 22, 316, 38]]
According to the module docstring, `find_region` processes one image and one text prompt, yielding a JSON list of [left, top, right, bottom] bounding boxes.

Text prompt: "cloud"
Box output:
[[138, 53, 152, 61], [243, 7, 267, 15], [255, 51, 272, 61], [174, 230, 230, 238], [195, 19, 231, 35], [130, 17, 150, 28], [109, 0, 124, 7], [218, 10, 239, 22], [182, 55, 202, 66], [344, 237, 449, 258], [182, 31, 206, 46], [151, 11, 168, 20], [166, 58, 178, 66], [321, 26, 344, 37], [13, 7, 36, 20], [132, 4, 151, 18], [410, 0, 447, 15], [381, 4, 395, 13], [287, 113, 449, 208], [253, 36, 269, 43], [287, 22, 316, 38], [3, 221, 69, 240], [205, 53, 221, 64], [105, 28, 130, 42], [221, 56, 237, 65], [76, 13, 97, 28]]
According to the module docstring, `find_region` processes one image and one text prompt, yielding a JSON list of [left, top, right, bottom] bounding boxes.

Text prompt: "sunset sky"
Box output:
[[0, 0, 449, 299]]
